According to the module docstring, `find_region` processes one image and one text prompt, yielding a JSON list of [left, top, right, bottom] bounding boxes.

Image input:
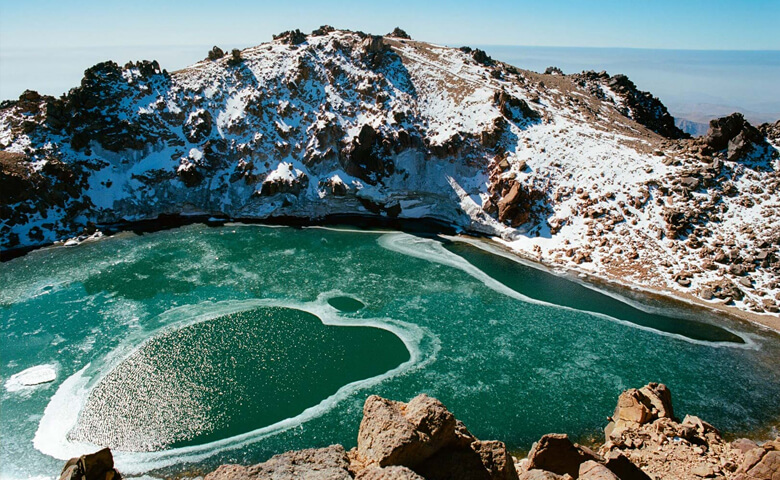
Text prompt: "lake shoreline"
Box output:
[[2, 212, 777, 336], [461, 234, 780, 335]]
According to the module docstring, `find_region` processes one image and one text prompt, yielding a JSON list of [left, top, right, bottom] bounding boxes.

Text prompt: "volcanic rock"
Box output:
[[525, 434, 602, 478], [573, 71, 687, 139], [204, 445, 352, 480], [734, 440, 780, 480], [356, 394, 457, 468], [356, 466, 426, 480], [605, 382, 674, 441], [273, 29, 307, 45], [352, 394, 517, 479], [387, 28, 411, 39], [578, 461, 618, 480], [59, 448, 120, 480]]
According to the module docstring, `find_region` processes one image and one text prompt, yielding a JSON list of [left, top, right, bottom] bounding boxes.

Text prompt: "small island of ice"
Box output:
[[5, 364, 57, 392]]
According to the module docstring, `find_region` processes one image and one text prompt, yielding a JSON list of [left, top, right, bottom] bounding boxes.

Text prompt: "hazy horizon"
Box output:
[[2, 42, 778, 124], [3, 1, 778, 122]]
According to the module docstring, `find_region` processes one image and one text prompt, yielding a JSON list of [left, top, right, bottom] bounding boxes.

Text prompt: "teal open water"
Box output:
[[2, 224, 779, 478]]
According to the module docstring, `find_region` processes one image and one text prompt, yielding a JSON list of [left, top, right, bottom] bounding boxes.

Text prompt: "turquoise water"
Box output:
[[1, 224, 779, 479], [69, 306, 409, 452]]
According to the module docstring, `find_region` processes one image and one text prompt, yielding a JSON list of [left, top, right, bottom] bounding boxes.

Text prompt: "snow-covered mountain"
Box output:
[[1, 27, 778, 316]]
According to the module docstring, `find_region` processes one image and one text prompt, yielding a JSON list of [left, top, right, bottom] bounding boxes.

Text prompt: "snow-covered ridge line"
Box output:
[[1, 26, 778, 318]]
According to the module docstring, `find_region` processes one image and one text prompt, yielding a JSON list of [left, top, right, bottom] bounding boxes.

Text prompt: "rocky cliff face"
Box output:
[[1, 27, 779, 316]]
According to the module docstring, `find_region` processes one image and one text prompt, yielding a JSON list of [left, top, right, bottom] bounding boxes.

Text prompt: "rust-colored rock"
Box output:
[[734, 439, 780, 480], [605, 382, 674, 441], [356, 394, 457, 469], [204, 445, 351, 480], [526, 434, 601, 478], [355, 466, 425, 480], [578, 461, 618, 480]]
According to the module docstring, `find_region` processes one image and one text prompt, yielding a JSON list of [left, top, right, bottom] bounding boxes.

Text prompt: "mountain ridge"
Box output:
[[1, 26, 778, 319]]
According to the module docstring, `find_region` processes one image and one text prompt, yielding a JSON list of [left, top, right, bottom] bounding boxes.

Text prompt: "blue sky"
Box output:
[[1, 0, 779, 51]]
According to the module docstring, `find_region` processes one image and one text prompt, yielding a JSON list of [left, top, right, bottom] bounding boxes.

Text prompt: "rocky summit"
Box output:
[[1, 27, 779, 317], [59, 384, 780, 480]]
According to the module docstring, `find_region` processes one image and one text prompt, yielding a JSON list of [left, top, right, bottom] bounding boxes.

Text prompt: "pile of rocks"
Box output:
[[208, 394, 518, 480], [58, 384, 779, 480], [595, 383, 780, 480]]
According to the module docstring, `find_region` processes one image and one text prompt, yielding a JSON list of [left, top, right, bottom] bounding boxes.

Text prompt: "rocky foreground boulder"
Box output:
[[594, 383, 778, 480], [60, 384, 779, 480], [58, 448, 120, 480], [202, 386, 779, 480], [207, 394, 518, 480]]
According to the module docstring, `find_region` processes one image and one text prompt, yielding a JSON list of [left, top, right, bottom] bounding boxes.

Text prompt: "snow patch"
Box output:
[[5, 364, 57, 392]]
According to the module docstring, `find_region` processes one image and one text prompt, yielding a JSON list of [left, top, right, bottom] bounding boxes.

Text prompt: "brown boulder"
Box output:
[[526, 434, 601, 478], [59, 448, 120, 480], [496, 181, 543, 227], [357, 394, 456, 468], [578, 461, 618, 480], [417, 439, 518, 480], [734, 439, 780, 480], [602, 451, 650, 480], [732, 438, 759, 454], [517, 471, 571, 480], [703, 279, 745, 301], [606, 383, 674, 441], [204, 445, 351, 480], [472, 440, 519, 480], [355, 466, 425, 480], [416, 446, 497, 480], [356, 394, 517, 480]]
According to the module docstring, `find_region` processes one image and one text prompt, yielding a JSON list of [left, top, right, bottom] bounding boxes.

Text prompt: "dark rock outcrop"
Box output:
[[544, 67, 563, 76], [701, 113, 768, 160], [525, 434, 601, 478], [273, 29, 307, 45], [487, 177, 547, 228], [206, 46, 225, 61], [59, 448, 120, 480], [459, 46, 494, 66], [311, 25, 336, 36], [387, 27, 411, 39], [362, 36, 385, 54], [340, 124, 393, 181], [494, 90, 540, 123], [573, 71, 687, 139]]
